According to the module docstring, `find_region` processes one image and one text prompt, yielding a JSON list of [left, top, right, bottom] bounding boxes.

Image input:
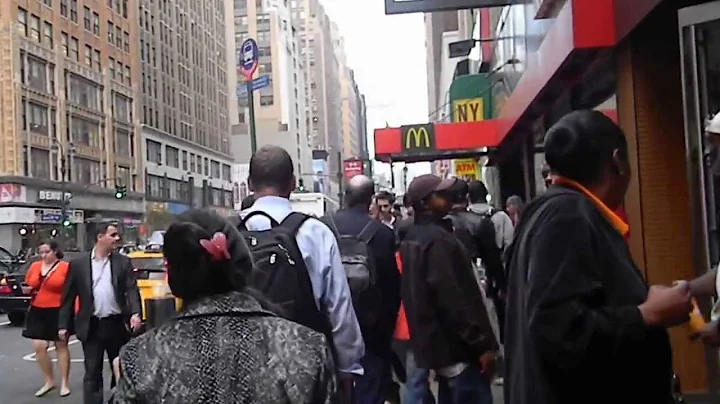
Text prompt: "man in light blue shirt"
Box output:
[[240, 146, 365, 392]]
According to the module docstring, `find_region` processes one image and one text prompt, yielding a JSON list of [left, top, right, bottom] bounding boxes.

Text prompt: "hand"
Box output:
[[58, 329, 68, 341], [691, 320, 720, 346], [129, 314, 142, 331], [639, 283, 693, 328], [478, 351, 497, 379], [112, 357, 122, 381]]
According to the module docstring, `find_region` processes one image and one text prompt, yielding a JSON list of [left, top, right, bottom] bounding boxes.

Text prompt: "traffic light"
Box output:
[[114, 184, 127, 199], [50, 228, 58, 237], [62, 216, 72, 227], [18, 226, 28, 237], [297, 178, 306, 192]]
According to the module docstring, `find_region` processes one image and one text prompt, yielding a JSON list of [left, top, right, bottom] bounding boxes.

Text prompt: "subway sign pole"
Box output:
[[238, 38, 260, 153]]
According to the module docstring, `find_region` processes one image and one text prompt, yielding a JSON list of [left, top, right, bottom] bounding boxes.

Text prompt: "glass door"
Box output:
[[679, 1, 720, 395]]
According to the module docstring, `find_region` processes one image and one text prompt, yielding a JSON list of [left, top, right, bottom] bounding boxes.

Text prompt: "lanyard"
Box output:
[[91, 257, 110, 291]]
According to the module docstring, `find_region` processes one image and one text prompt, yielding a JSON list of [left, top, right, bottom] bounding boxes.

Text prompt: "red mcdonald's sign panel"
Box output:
[[343, 159, 364, 179]]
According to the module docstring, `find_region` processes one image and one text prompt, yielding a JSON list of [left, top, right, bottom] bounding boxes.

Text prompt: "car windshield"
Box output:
[[131, 257, 166, 272]]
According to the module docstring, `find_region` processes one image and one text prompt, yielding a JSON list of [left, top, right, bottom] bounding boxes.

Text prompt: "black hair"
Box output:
[[163, 210, 253, 302], [95, 222, 119, 240], [249, 146, 294, 192], [375, 191, 394, 204], [40, 240, 64, 259], [444, 178, 469, 205], [240, 194, 256, 210], [402, 194, 411, 207], [544, 110, 628, 186], [468, 180, 489, 204]]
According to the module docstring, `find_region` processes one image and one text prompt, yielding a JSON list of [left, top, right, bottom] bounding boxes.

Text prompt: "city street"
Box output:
[[0, 314, 111, 404]]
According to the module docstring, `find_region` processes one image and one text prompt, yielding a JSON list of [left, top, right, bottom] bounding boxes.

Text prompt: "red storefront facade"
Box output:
[[489, 0, 719, 398]]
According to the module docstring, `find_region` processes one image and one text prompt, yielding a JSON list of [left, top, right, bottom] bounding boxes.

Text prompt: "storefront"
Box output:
[[0, 177, 144, 252], [487, 0, 719, 399]]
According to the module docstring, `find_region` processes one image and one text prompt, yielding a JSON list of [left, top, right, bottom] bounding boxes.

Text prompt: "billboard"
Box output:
[[385, 0, 513, 15], [312, 159, 328, 194], [343, 159, 364, 180]]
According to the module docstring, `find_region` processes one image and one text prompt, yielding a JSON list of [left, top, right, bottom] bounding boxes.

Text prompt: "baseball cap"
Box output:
[[406, 174, 456, 205]]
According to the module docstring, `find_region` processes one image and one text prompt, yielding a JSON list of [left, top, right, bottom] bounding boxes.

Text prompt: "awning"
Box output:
[[374, 120, 502, 163], [493, 0, 664, 158]]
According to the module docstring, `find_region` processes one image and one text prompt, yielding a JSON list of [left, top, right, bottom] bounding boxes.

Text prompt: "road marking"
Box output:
[[23, 339, 84, 363], [0, 321, 10, 326]]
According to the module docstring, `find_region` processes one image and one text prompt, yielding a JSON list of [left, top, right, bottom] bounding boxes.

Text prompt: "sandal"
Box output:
[[35, 384, 55, 397]]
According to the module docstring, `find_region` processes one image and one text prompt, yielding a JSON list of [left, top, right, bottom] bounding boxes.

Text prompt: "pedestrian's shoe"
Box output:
[[35, 383, 55, 397], [60, 386, 71, 397]]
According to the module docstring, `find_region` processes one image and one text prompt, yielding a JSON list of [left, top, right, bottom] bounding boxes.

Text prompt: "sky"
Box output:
[[321, 0, 431, 179]]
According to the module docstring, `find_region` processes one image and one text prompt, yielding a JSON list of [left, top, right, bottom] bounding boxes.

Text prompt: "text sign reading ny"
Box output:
[[401, 124, 435, 153]]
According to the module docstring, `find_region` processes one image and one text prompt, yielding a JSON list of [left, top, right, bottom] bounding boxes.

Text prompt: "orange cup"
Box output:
[[688, 299, 706, 334]]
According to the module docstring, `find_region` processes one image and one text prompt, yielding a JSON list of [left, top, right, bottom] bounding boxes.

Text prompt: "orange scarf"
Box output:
[[554, 176, 629, 237]]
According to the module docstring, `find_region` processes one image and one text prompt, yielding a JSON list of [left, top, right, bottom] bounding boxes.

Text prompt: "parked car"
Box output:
[[0, 251, 83, 326]]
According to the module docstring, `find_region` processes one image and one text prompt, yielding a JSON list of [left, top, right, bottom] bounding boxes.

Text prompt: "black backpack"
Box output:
[[324, 215, 382, 331], [238, 211, 329, 336]]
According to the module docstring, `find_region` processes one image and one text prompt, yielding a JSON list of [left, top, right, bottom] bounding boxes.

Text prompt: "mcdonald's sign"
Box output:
[[401, 124, 435, 153]]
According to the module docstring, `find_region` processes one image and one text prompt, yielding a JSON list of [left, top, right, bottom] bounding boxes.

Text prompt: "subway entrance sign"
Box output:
[[374, 120, 501, 163]]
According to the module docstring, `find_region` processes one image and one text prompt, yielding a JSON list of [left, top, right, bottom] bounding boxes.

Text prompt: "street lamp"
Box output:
[[52, 139, 75, 233]]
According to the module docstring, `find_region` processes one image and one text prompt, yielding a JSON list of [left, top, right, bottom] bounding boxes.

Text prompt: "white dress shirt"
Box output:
[[91, 248, 121, 318], [241, 196, 365, 375]]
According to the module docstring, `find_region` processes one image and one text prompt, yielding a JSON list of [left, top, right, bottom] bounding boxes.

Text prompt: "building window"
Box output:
[[189, 153, 196, 172], [123, 31, 130, 52], [124, 65, 131, 86], [26, 102, 49, 135], [211, 160, 220, 178], [84, 45, 92, 67], [203, 158, 209, 176], [83, 6, 91, 31], [44, 0, 52, 7], [108, 21, 114, 44], [112, 92, 131, 122], [115, 26, 122, 48], [67, 73, 101, 111], [60, 0, 67, 17], [31, 148, 51, 179], [70, 115, 101, 148], [43, 22, 53, 47], [258, 62, 272, 74], [70, 36, 79, 61], [109, 57, 115, 77], [260, 95, 273, 106], [70, 0, 78, 23], [73, 157, 101, 184], [165, 146, 179, 168], [146, 139, 162, 164], [92, 49, 101, 72], [115, 130, 131, 157], [116, 165, 131, 187], [29, 14, 40, 43], [145, 174, 163, 198], [61, 32, 68, 56], [222, 164, 231, 181], [92, 12, 100, 36], [181, 150, 188, 171], [23, 55, 48, 93], [17, 8, 27, 36]]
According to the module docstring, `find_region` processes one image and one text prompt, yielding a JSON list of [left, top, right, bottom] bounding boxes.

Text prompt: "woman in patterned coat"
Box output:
[[112, 209, 337, 403]]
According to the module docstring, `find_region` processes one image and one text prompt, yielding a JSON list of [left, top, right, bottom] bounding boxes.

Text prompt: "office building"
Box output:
[[0, 0, 145, 250], [139, 0, 235, 228], [295, 0, 342, 201], [228, 0, 313, 186]]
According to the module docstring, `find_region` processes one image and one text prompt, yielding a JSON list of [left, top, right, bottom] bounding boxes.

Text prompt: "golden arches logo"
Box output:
[[405, 127, 431, 149]]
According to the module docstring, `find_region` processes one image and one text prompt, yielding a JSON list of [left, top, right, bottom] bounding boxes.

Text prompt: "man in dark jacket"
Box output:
[[401, 174, 498, 404], [329, 175, 401, 404], [504, 110, 693, 404]]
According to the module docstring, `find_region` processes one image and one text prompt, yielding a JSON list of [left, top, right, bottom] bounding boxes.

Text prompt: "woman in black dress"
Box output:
[[23, 241, 72, 397]]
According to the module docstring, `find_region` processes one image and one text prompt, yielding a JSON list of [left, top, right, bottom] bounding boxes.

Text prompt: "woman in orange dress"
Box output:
[[23, 241, 72, 398]]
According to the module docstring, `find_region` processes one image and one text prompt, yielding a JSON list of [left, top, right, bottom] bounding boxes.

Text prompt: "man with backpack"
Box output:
[[467, 180, 514, 252], [325, 175, 401, 404], [238, 146, 364, 401]]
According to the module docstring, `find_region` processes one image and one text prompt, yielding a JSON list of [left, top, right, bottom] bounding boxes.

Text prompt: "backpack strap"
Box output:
[[321, 214, 341, 238], [358, 220, 381, 243], [239, 211, 281, 229], [176, 310, 277, 322], [279, 212, 311, 236]]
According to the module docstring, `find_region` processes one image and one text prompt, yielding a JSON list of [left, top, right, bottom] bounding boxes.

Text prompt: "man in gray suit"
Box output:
[[58, 223, 142, 404]]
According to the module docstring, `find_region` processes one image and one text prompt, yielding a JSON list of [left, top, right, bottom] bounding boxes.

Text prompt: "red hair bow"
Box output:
[[199, 232, 231, 261]]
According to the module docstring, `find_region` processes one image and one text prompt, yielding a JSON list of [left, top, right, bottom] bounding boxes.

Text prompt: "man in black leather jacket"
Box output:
[[445, 179, 506, 300]]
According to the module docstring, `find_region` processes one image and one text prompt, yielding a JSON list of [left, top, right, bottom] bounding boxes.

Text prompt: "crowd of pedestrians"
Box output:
[[18, 110, 720, 404]]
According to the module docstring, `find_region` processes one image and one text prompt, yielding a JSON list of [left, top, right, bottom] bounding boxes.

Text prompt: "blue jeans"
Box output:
[[354, 351, 390, 404], [402, 352, 435, 404], [437, 364, 493, 404]]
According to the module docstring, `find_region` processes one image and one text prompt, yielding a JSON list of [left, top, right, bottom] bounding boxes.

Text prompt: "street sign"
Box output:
[[237, 38, 259, 80], [236, 75, 271, 97]]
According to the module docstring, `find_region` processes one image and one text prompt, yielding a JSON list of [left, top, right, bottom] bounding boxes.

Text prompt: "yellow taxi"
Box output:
[[127, 244, 182, 320]]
